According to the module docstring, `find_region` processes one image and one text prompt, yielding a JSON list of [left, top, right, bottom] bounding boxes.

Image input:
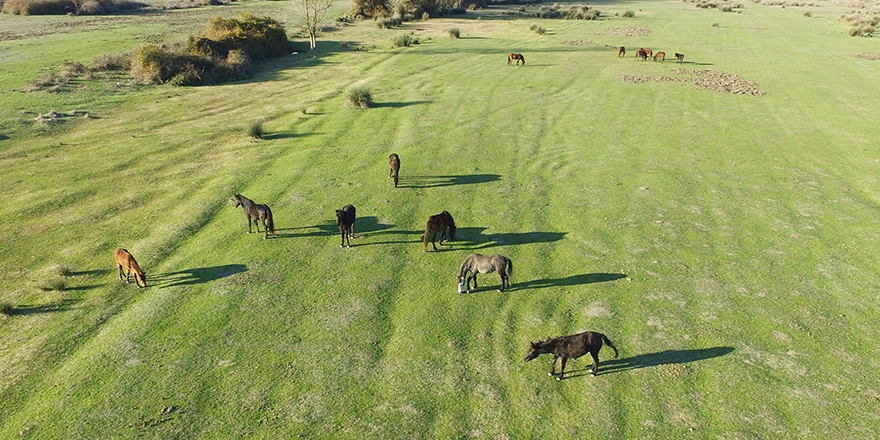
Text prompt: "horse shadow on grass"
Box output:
[[277, 216, 396, 242], [151, 264, 248, 288], [9, 299, 80, 316], [69, 269, 113, 277], [455, 227, 566, 249], [562, 346, 736, 379], [517, 273, 627, 290], [371, 101, 432, 108], [397, 174, 501, 189]]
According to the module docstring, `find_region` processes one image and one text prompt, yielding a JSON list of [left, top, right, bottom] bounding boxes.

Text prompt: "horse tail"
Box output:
[[265, 206, 275, 236], [506, 257, 513, 276], [601, 333, 619, 358]]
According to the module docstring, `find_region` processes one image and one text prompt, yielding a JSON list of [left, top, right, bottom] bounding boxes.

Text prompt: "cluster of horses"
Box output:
[[619, 46, 684, 64], [114, 152, 619, 379]]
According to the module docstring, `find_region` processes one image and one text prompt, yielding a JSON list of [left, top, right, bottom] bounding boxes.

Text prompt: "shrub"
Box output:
[[392, 34, 413, 47], [1, 0, 146, 15], [622, 10, 635, 17], [40, 277, 67, 292], [377, 16, 403, 28], [530, 23, 538, 31], [448, 27, 460, 38], [347, 86, 372, 108], [421, 11, 429, 20], [720, 4, 733, 12], [803, 11, 811, 17], [202, 13, 290, 61], [50, 263, 73, 277], [92, 52, 132, 71], [535, 26, 546, 35], [130, 44, 214, 85], [248, 119, 265, 139], [0, 300, 14, 316]]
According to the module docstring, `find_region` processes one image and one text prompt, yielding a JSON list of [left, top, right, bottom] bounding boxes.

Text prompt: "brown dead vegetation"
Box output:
[[599, 26, 651, 37], [621, 69, 765, 95]]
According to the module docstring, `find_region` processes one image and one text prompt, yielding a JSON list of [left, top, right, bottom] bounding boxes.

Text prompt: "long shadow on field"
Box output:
[[517, 273, 627, 290], [152, 264, 248, 288], [10, 299, 79, 315], [398, 174, 501, 188], [564, 346, 736, 378], [455, 227, 566, 249], [277, 223, 338, 238], [372, 101, 432, 108]]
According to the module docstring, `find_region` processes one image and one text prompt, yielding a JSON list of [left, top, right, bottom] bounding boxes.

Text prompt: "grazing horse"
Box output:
[[389, 153, 400, 188], [115, 248, 146, 288], [336, 204, 356, 247], [457, 253, 512, 293], [508, 53, 525, 66], [233, 194, 276, 239], [675, 52, 684, 63], [654, 51, 666, 63], [524, 331, 618, 379], [423, 211, 456, 252], [635, 48, 648, 61], [618, 46, 626, 58]]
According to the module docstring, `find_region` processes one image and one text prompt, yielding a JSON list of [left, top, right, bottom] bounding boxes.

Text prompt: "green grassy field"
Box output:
[[2, 0, 880, 437]]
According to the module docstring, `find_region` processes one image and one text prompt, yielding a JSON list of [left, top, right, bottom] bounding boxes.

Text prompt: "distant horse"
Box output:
[[675, 52, 684, 63], [457, 253, 512, 293], [336, 204, 356, 247], [115, 248, 146, 288], [389, 153, 400, 188], [645, 49, 653, 60], [654, 51, 665, 63], [508, 53, 525, 66], [233, 194, 276, 239], [635, 48, 648, 61], [524, 331, 618, 379], [423, 211, 456, 252], [618, 46, 626, 57]]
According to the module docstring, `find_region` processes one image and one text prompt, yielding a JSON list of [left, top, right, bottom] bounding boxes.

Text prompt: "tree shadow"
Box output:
[[455, 227, 566, 249], [397, 174, 501, 188], [517, 273, 627, 290], [151, 264, 248, 288], [561, 346, 736, 378], [261, 131, 299, 140], [9, 299, 80, 316]]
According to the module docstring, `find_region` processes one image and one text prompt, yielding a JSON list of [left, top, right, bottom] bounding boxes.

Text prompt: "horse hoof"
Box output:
[[555, 376, 562, 381]]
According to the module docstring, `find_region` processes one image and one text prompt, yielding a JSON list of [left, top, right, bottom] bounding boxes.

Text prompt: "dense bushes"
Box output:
[[2, 0, 146, 15], [535, 4, 600, 20]]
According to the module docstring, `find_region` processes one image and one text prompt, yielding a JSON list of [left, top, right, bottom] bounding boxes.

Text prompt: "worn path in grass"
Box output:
[[2, 0, 880, 437]]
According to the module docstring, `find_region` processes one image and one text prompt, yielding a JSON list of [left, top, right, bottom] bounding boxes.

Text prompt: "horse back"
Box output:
[[115, 248, 144, 274], [557, 331, 601, 358], [337, 204, 356, 228]]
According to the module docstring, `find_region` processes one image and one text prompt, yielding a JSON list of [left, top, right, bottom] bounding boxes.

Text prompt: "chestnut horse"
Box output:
[[115, 248, 146, 288], [389, 153, 400, 187], [233, 194, 276, 239], [457, 253, 512, 293], [508, 53, 525, 66], [635, 48, 648, 61], [653, 51, 665, 63], [524, 331, 618, 379], [423, 211, 456, 252], [336, 204, 356, 247]]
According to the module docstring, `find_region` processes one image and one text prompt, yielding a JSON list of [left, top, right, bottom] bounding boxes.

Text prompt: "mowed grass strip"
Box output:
[[2, 0, 880, 437]]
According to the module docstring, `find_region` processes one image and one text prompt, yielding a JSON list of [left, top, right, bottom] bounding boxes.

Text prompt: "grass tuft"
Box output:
[[248, 119, 265, 139], [346, 86, 372, 108], [39, 278, 67, 292], [448, 27, 460, 38], [0, 300, 13, 316]]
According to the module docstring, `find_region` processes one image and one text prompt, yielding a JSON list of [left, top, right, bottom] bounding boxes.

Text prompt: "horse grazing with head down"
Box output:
[[635, 48, 648, 61], [423, 211, 456, 252], [675, 52, 684, 63], [618, 46, 626, 58], [115, 248, 147, 288], [457, 253, 512, 293], [389, 153, 400, 188], [654, 51, 665, 63], [508, 53, 525, 66], [524, 331, 618, 380], [336, 204, 356, 247], [233, 194, 276, 239]]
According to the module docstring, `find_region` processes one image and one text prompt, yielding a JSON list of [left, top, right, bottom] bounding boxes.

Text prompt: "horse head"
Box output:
[[523, 341, 543, 361], [135, 272, 147, 288]]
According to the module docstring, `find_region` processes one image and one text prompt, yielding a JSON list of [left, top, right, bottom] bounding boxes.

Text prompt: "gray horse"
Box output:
[[457, 253, 512, 293]]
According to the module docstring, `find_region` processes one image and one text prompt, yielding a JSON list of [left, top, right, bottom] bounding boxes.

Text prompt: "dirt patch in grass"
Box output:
[[561, 40, 609, 47], [621, 69, 765, 95], [599, 26, 651, 36], [856, 52, 880, 60]]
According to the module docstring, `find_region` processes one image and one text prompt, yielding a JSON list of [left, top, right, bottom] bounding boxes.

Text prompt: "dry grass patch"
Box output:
[[599, 26, 651, 36], [855, 52, 880, 60], [621, 69, 766, 95]]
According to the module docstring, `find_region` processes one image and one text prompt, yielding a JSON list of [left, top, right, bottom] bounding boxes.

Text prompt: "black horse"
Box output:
[[233, 194, 276, 239], [423, 211, 456, 252], [389, 153, 401, 188], [618, 46, 626, 58], [457, 253, 512, 293], [524, 331, 618, 379], [675, 52, 684, 63], [336, 204, 356, 247]]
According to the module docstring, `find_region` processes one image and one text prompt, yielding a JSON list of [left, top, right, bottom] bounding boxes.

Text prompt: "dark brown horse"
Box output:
[[233, 194, 276, 239], [336, 204, 356, 247], [635, 48, 648, 61], [524, 331, 618, 379], [654, 51, 665, 63], [618, 46, 626, 58], [423, 211, 456, 252], [457, 253, 512, 293], [675, 52, 684, 63], [389, 153, 400, 188], [508, 53, 525, 66], [115, 248, 146, 288]]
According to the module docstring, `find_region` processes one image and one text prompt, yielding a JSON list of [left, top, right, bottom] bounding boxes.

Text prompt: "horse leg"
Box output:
[[432, 232, 439, 251], [557, 357, 568, 380], [549, 355, 558, 377], [246, 216, 253, 234], [118, 264, 125, 282], [589, 351, 600, 376]]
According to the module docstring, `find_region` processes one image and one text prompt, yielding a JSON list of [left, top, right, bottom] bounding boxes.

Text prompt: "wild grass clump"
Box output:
[[376, 16, 403, 28], [39, 277, 67, 292], [392, 34, 414, 47], [50, 264, 73, 277], [535, 4, 600, 20], [22, 61, 91, 92], [0, 300, 14, 316], [1, 0, 146, 15], [849, 24, 875, 36], [248, 119, 265, 139], [347, 86, 372, 108], [448, 27, 460, 38], [622, 10, 635, 17], [803, 11, 811, 17]]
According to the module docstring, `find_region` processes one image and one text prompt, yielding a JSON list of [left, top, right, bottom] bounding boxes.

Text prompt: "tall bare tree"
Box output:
[[294, 0, 336, 53]]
